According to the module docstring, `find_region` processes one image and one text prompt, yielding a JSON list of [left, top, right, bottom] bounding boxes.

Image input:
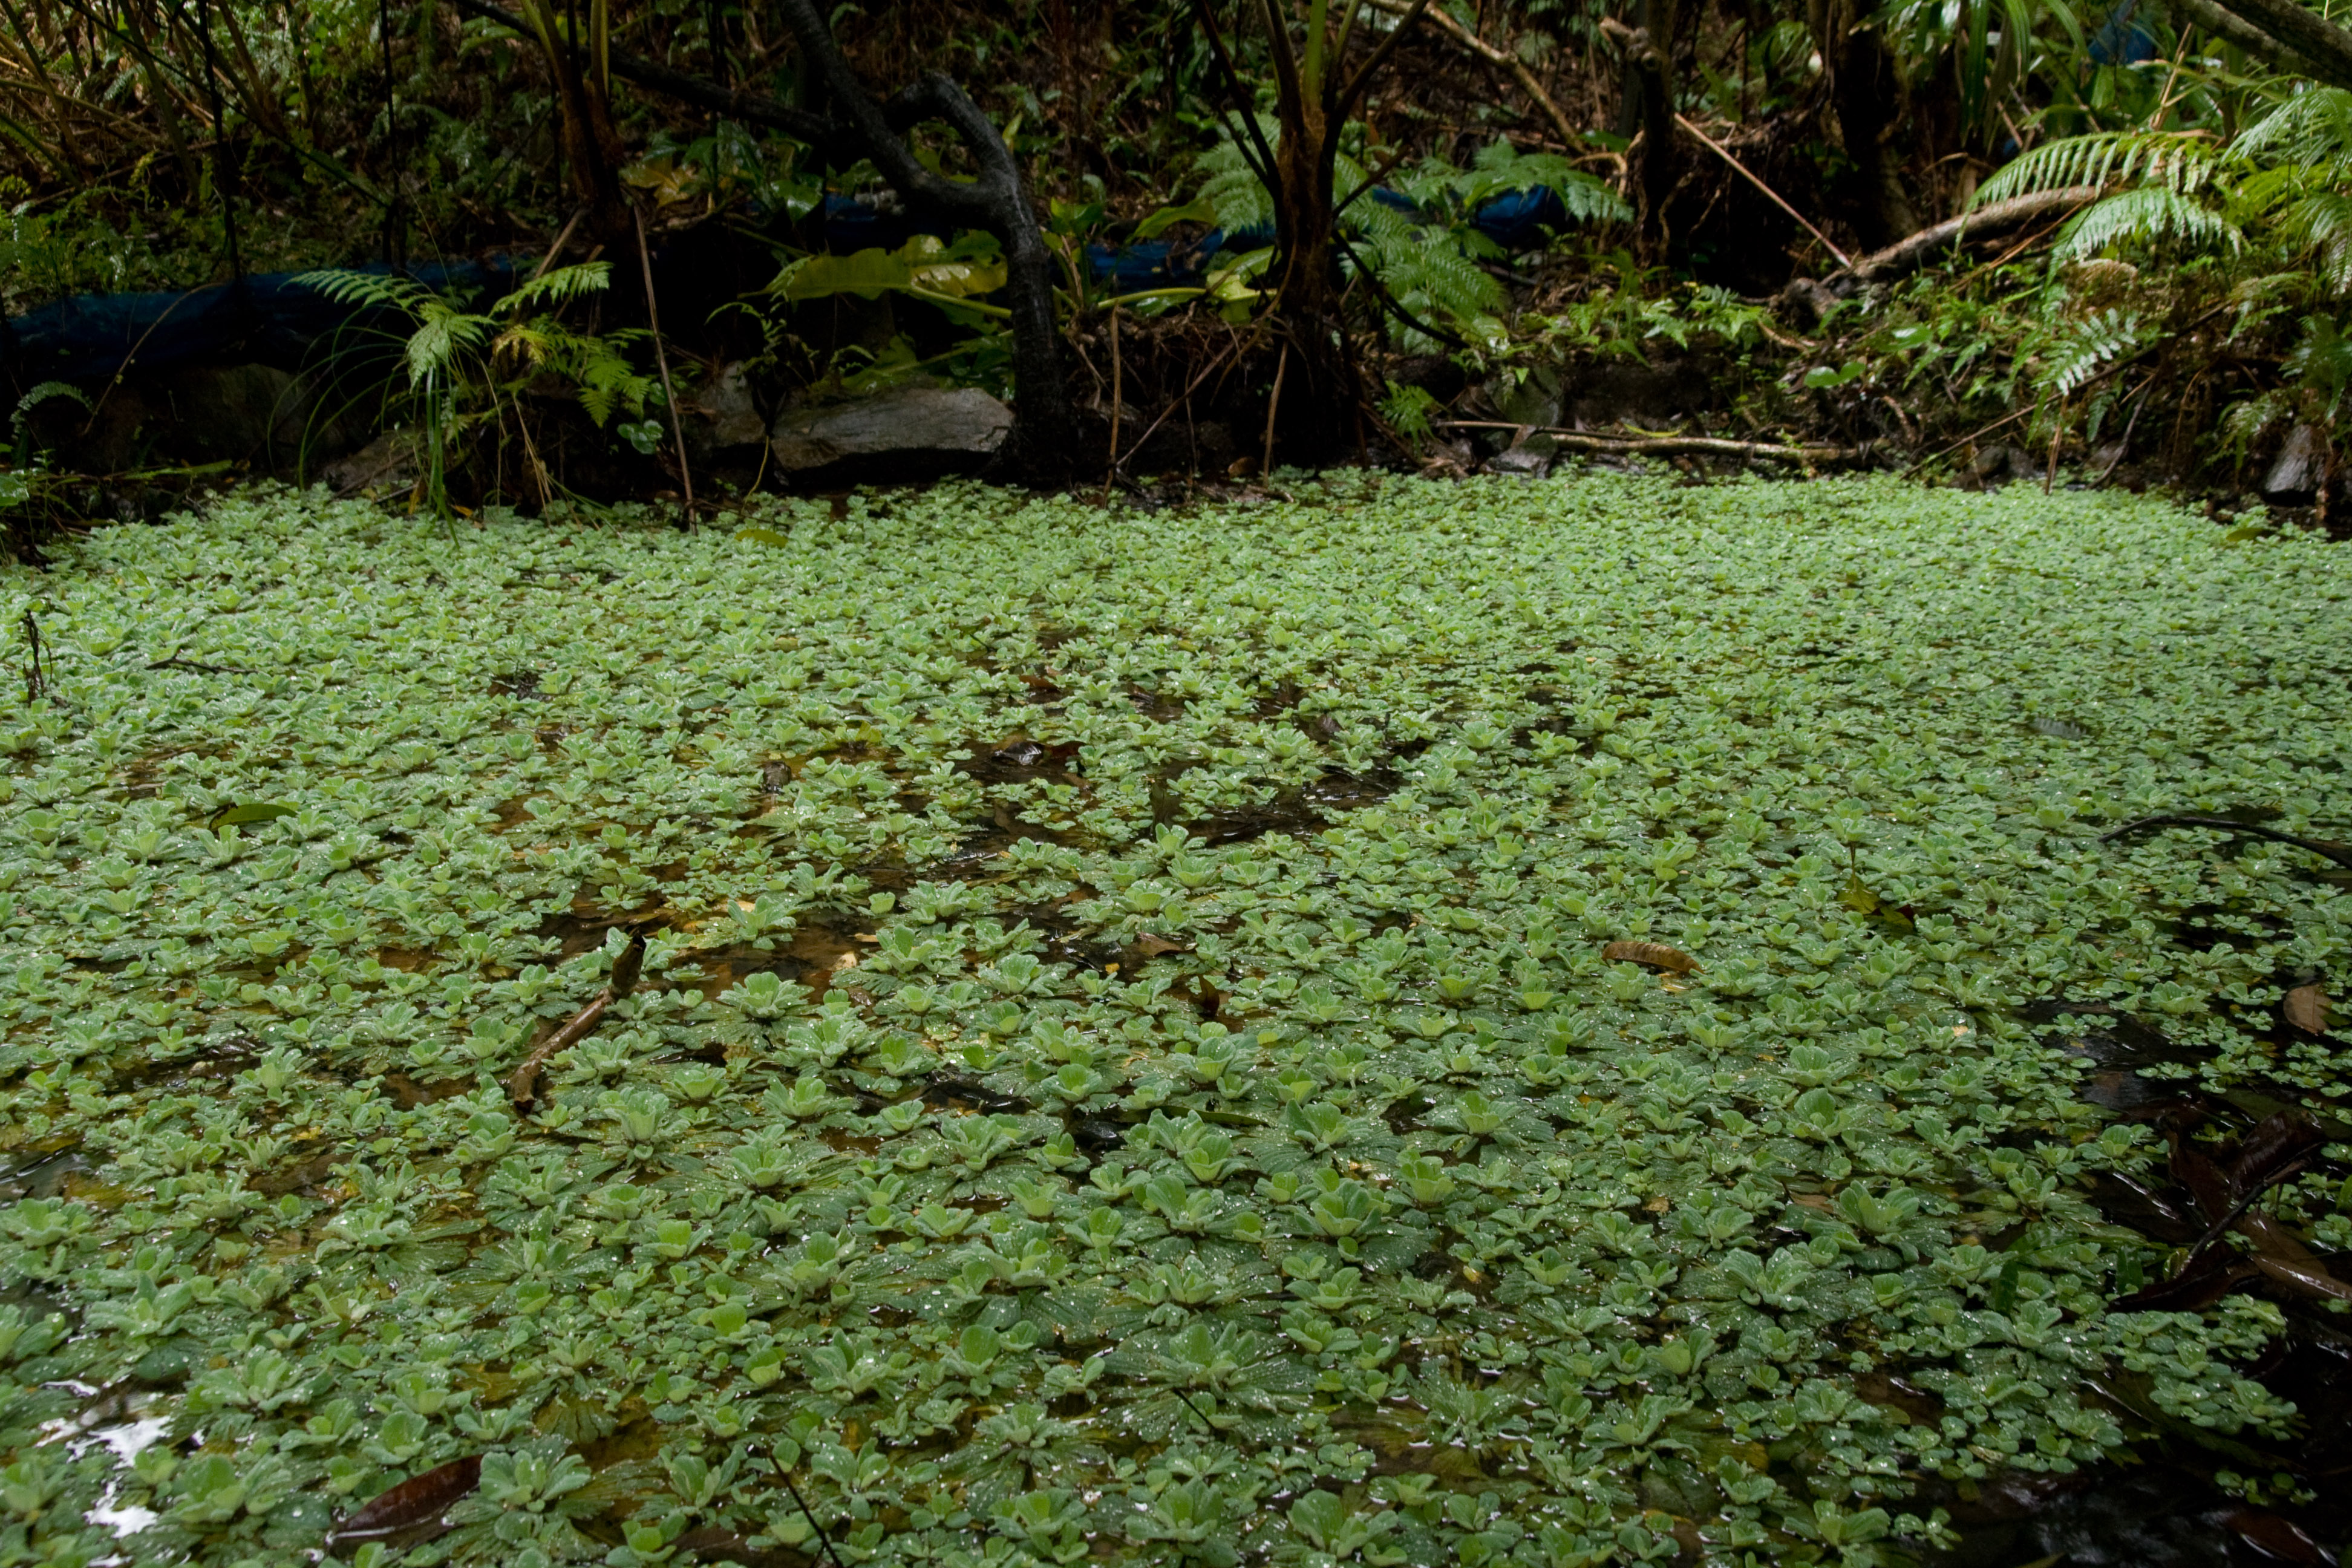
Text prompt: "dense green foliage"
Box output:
[[1, 477, 2347, 1564]]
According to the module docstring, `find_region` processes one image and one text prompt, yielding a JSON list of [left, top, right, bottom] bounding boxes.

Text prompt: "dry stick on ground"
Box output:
[[1436, 420, 1854, 462], [1261, 344, 1290, 477], [1117, 338, 1244, 480], [2102, 814, 2352, 871], [528, 206, 587, 286], [508, 929, 648, 1109], [1673, 114, 1852, 270], [2097, 375, 2157, 483], [633, 207, 695, 528]]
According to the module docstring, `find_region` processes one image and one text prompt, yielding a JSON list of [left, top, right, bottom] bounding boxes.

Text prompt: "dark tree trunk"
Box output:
[[1812, 0, 1916, 250], [1188, 0, 1431, 466], [1610, 0, 1678, 249]]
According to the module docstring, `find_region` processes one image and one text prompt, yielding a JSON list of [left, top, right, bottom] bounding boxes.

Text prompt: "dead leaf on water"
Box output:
[[1839, 874, 1880, 915], [1601, 941, 1700, 973], [1838, 873, 1914, 930], [327, 1454, 481, 1551], [2283, 983, 2330, 1035]]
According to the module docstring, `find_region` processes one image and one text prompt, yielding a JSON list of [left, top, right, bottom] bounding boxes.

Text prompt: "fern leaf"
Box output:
[[2277, 191, 2352, 292], [504, 261, 613, 315], [2038, 307, 2144, 398], [1976, 131, 2223, 205], [2054, 186, 2241, 260], [2235, 86, 2352, 166], [294, 269, 437, 315]]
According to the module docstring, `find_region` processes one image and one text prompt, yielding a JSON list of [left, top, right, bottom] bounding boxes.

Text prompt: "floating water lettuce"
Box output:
[[0, 472, 2345, 1565]]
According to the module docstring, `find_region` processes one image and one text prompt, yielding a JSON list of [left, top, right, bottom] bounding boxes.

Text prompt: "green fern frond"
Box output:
[[1552, 171, 1634, 224], [294, 269, 439, 315], [2285, 313, 2352, 411], [11, 380, 89, 437], [403, 305, 492, 389], [1195, 117, 1282, 233], [2054, 186, 2241, 260], [2036, 307, 2144, 398], [504, 261, 613, 315], [2275, 191, 2352, 292], [2235, 86, 2352, 166], [1976, 131, 2225, 204]]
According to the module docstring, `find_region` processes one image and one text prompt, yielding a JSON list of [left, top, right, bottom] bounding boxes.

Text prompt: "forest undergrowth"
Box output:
[[0, 473, 2349, 1566]]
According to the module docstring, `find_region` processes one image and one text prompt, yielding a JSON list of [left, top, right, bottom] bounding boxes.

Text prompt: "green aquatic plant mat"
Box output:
[[2, 475, 2349, 1566]]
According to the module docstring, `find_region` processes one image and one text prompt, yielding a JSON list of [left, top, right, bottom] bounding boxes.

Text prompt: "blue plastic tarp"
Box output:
[[2, 183, 1577, 386], [1081, 185, 1573, 292], [2, 258, 519, 385]]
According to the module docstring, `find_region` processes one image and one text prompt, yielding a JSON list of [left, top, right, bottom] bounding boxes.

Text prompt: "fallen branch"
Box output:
[[1437, 420, 1855, 463], [507, 929, 647, 1110], [2196, 0, 2352, 90], [1843, 186, 2101, 282], [2101, 812, 2352, 870]]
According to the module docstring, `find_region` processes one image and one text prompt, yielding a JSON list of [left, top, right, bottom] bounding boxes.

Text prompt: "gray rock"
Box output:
[[1486, 432, 1559, 480], [689, 362, 766, 457], [1488, 366, 1564, 430], [158, 364, 308, 464], [769, 385, 1013, 484], [2262, 422, 2325, 498], [321, 428, 426, 496]]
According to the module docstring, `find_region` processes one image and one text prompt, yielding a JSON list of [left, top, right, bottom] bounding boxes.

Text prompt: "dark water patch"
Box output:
[[1253, 681, 1303, 718], [253, 1149, 342, 1197], [921, 1073, 1030, 1115], [1131, 687, 1189, 720], [1915, 1464, 2326, 1567], [958, 736, 1082, 784], [379, 1071, 476, 1109], [682, 924, 870, 1002], [489, 670, 541, 699], [1071, 1115, 1129, 1154], [1180, 768, 1399, 846], [0, 1142, 88, 1203]]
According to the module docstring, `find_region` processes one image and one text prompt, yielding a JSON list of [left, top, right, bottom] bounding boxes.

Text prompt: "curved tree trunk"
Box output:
[[772, 0, 1076, 482], [446, 0, 1077, 482]]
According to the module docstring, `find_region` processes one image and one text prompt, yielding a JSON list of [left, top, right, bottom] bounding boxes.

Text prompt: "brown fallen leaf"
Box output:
[[1131, 933, 1192, 958], [2223, 1507, 2332, 1566], [2283, 983, 2330, 1035], [2250, 1252, 2352, 1304], [327, 1454, 481, 1551], [1601, 941, 1699, 974]]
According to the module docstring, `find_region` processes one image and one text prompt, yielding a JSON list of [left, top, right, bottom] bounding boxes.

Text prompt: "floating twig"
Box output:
[[2101, 813, 2352, 871], [506, 929, 647, 1109], [146, 655, 252, 675], [774, 1466, 849, 1568]]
